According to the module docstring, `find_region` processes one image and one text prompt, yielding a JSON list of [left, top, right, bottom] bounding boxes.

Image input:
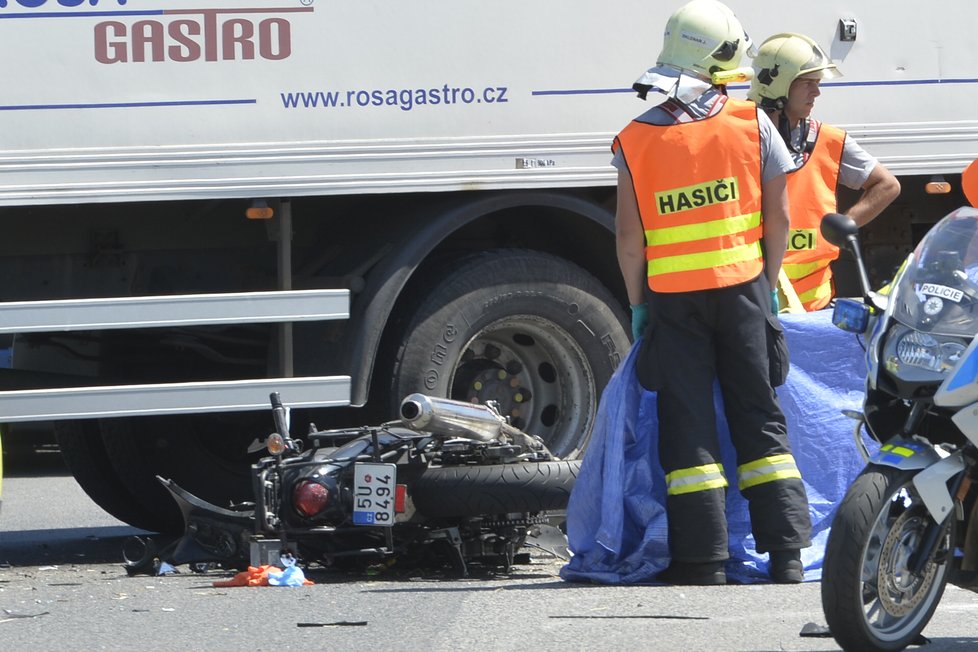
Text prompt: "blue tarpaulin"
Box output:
[[560, 310, 877, 584]]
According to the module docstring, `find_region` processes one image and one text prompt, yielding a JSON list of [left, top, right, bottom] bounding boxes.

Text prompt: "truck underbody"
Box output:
[[0, 189, 631, 533]]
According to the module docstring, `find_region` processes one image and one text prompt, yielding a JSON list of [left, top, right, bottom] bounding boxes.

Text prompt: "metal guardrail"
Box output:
[[0, 289, 351, 423]]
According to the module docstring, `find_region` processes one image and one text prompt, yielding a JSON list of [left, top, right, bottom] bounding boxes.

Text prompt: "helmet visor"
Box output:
[[798, 66, 843, 81], [799, 45, 842, 80], [744, 38, 758, 59]]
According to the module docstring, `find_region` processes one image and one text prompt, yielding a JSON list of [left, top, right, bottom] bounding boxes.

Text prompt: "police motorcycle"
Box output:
[[125, 392, 578, 577], [820, 205, 978, 651]]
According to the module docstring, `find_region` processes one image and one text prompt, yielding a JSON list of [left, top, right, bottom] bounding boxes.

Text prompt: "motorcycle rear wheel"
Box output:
[[821, 464, 953, 651], [409, 460, 580, 518]]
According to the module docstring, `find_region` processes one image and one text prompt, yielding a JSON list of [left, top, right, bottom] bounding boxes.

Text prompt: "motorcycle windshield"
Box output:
[[892, 206, 978, 337]]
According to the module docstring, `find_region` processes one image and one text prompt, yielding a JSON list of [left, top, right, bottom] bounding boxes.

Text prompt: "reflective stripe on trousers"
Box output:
[[665, 462, 728, 496], [737, 453, 802, 491]]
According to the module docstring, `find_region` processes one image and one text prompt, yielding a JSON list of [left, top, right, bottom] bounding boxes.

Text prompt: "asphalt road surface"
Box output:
[[3, 450, 978, 651]]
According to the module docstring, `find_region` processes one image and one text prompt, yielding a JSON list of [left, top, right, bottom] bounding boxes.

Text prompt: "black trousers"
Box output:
[[644, 274, 812, 562]]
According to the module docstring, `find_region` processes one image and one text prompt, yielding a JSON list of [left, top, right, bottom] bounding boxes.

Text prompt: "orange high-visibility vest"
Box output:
[[614, 98, 764, 292], [784, 121, 846, 311]]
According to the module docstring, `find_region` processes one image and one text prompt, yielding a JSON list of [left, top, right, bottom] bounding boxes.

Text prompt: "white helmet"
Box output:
[[656, 0, 755, 79], [748, 33, 841, 109]]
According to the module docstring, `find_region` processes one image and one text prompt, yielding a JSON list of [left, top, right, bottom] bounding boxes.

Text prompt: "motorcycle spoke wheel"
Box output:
[[822, 465, 953, 652]]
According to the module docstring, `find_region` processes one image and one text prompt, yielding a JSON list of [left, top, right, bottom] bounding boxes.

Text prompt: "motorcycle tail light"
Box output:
[[293, 480, 330, 517], [395, 484, 407, 513]]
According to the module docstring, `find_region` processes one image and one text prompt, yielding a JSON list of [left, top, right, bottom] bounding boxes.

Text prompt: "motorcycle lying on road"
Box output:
[[125, 392, 579, 577], [820, 206, 978, 650]]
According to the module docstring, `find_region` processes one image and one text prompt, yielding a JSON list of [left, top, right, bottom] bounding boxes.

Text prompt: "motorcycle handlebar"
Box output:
[[270, 392, 290, 438]]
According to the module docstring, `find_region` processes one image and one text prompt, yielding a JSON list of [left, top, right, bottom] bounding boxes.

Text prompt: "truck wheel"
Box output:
[[54, 420, 167, 533], [97, 413, 262, 534], [390, 250, 628, 459], [409, 460, 581, 518]]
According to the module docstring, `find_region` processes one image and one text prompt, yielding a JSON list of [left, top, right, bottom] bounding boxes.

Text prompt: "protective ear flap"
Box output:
[[713, 39, 740, 63], [757, 64, 779, 86], [963, 159, 978, 208]]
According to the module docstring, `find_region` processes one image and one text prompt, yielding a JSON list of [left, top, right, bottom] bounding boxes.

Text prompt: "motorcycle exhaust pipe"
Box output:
[[399, 393, 505, 442]]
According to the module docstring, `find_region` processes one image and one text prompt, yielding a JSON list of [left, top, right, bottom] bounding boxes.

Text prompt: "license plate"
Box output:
[[352, 463, 397, 527]]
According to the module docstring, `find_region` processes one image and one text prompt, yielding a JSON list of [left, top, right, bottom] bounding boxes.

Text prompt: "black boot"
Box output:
[[769, 550, 804, 584], [657, 561, 727, 586]]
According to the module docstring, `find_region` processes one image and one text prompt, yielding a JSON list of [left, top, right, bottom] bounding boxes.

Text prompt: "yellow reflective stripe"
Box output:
[[798, 281, 832, 304], [783, 259, 829, 278], [665, 463, 728, 496], [739, 454, 795, 473], [739, 468, 802, 491], [737, 454, 802, 490], [644, 211, 762, 247], [879, 443, 916, 457], [648, 241, 762, 276]]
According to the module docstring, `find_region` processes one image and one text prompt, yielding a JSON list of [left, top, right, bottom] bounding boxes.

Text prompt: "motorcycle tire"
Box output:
[[821, 464, 953, 652], [408, 460, 580, 518]]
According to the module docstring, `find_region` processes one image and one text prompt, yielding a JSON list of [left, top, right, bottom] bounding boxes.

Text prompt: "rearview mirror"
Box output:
[[820, 212, 858, 247], [818, 212, 884, 310]]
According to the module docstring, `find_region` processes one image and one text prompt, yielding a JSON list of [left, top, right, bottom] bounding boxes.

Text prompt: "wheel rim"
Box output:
[[449, 315, 596, 458], [859, 486, 951, 643]]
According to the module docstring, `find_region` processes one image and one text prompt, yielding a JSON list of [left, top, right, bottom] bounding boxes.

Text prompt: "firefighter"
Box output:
[[614, 0, 811, 585], [748, 33, 900, 311]]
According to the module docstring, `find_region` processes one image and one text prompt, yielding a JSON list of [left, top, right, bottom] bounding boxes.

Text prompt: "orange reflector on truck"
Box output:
[[925, 177, 951, 194], [246, 201, 275, 220]]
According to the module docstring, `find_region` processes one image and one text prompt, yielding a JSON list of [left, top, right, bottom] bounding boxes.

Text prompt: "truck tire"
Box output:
[[54, 420, 166, 533], [97, 413, 261, 534], [409, 460, 580, 518], [390, 250, 628, 459]]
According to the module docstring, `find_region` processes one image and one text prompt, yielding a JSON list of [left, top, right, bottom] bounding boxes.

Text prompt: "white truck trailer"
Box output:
[[0, 0, 974, 533]]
